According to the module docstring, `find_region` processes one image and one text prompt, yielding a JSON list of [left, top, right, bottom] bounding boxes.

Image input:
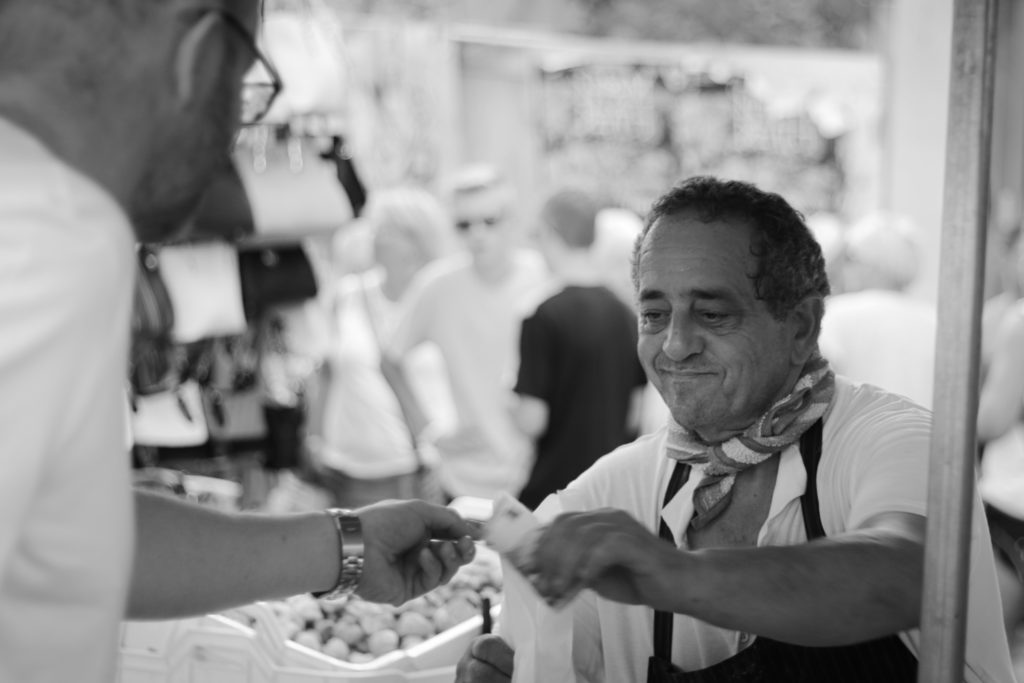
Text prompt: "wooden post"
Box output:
[[918, 0, 998, 681]]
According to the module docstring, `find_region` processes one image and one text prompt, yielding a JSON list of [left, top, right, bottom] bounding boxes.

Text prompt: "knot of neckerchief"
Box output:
[[664, 354, 835, 530]]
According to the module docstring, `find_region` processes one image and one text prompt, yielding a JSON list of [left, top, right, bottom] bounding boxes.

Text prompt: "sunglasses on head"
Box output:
[[455, 215, 504, 231]]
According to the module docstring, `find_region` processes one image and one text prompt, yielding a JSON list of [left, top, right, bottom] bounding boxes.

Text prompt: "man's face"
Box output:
[[130, 2, 260, 242], [453, 186, 512, 268], [636, 212, 803, 441]]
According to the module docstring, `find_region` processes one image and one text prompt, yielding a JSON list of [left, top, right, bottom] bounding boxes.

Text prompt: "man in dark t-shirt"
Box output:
[[512, 189, 648, 509]]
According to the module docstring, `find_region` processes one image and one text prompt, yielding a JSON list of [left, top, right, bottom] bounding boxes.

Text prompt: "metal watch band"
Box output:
[[312, 508, 364, 600]]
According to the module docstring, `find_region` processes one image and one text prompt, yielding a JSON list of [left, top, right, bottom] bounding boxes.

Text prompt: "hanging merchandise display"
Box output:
[[230, 129, 364, 241], [199, 333, 269, 454], [129, 246, 178, 396], [129, 379, 210, 449], [156, 241, 249, 344], [237, 242, 320, 321]]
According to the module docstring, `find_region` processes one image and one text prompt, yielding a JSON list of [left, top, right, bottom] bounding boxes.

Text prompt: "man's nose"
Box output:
[[662, 317, 702, 361]]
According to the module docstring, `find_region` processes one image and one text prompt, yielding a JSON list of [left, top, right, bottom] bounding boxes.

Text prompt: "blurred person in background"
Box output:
[[384, 165, 548, 501], [0, 3, 476, 682], [817, 212, 938, 409], [305, 187, 456, 508], [593, 205, 669, 435], [976, 221, 1024, 641], [511, 189, 648, 510]]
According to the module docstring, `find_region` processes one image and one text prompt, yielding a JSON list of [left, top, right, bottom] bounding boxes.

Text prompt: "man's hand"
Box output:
[[354, 500, 478, 605], [455, 634, 514, 682], [529, 508, 678, 608]]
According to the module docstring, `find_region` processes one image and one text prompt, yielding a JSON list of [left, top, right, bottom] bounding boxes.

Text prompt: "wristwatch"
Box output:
[[313, 508, 364, 600]]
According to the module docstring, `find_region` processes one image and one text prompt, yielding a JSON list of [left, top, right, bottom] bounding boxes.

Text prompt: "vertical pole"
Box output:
[[918, 0, 998, 681]]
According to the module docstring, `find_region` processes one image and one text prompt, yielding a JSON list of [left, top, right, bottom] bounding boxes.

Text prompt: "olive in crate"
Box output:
[[262, 546, 503, 663]]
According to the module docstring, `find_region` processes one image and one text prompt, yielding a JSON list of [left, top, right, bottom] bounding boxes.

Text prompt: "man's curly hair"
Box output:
[[630, 176, 830, 320]]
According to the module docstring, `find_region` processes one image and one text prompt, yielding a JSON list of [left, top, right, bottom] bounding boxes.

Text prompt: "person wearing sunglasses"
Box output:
[[0, 3, 476, 682], [384, 164, 548, 502]]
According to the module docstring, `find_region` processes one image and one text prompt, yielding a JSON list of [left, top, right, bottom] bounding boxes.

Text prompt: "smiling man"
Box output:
[[456, 176, 1014, 683]]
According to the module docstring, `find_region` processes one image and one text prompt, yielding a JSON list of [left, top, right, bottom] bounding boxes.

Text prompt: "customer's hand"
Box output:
[[455, 634, 514, 682], [355, 499, 477, 605]]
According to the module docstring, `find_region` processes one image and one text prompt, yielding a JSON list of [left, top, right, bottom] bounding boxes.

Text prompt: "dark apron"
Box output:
[[647, 419, 918, 682]]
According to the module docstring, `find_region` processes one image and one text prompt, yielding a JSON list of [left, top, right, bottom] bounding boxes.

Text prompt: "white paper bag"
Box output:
[[496, 493, 577, 683]]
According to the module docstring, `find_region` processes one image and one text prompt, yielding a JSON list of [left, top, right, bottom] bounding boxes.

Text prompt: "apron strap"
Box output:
[[797, 419, 826, 540], [653, 461, 691, 660], [651, 419, 825, 662]]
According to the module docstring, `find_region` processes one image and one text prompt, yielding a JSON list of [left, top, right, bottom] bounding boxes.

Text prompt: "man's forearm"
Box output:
[[660, 530, 924, 646], [128, 490, 337, 619]]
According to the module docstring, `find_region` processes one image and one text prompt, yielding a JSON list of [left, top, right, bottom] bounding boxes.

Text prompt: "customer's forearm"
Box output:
[[127, 490, 337, 619]]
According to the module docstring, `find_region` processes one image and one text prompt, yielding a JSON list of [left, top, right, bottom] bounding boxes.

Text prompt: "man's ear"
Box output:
[[789, 295, 824, 364], [173, 12, 222, 108]]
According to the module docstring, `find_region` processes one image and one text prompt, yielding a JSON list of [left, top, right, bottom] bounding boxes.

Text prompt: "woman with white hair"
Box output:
[[305, 186, 456, 507]]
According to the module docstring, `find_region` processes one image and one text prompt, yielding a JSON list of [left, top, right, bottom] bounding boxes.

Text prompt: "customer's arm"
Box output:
[[128, 491, 476, 619], [531, 507, 924, 647]]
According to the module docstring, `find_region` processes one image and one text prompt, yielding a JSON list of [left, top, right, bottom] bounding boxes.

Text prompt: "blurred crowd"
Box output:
[[304, 176, 1024, 644], [300, 165, 655, 512]]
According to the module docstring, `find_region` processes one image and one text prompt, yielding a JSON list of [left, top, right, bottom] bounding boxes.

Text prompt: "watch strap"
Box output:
[[312, 508, 364, 600]]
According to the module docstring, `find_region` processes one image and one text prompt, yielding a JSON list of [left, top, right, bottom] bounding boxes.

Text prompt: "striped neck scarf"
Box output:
[[664, 354, 835, 530]]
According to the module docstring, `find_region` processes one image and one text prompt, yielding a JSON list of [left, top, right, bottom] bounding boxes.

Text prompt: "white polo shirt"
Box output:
[[0, 118, 136, 683], [502, 378, 1015, 683]]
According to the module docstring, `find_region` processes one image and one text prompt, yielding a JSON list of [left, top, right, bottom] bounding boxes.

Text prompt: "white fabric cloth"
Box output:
[[503, 377, 1014, 683], [0, 118, 136, 683], [819, 289, 937, 409], [312, 269, 453, 479], [386, 250, 548, 498]]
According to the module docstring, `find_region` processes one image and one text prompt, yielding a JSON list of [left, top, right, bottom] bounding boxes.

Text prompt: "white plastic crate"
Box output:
[[118, 600, 500, 683]]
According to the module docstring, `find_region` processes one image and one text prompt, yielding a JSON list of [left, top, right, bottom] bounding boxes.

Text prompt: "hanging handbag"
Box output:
[[156, 241, 249, 343], [233, 131, 360, 243], [129, 379, 210, 448], [129, 246, 181, 396], [237, 243, 320, 320], [200, 334, 269, 451]]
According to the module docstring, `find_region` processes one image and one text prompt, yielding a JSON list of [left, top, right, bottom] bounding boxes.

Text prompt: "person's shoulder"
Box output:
[[826, 375, 932, 443]]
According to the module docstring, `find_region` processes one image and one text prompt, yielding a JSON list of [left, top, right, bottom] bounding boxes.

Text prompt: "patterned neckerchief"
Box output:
[[664, 354, 835, 530]]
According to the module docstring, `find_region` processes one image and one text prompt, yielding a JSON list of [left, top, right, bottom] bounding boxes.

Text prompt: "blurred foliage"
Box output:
[[312, 0, 885, 51]]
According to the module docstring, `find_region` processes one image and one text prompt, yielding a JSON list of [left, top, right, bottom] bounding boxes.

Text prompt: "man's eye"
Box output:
[[640, 310, 667, 326], [699, 310, 727, 323]]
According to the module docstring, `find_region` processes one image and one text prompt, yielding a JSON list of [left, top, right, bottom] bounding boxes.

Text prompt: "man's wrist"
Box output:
[[312, 508, 364, 600]]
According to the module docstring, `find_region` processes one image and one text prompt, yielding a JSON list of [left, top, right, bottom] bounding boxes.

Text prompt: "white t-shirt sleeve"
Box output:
[[827, 395, 932, 530]]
